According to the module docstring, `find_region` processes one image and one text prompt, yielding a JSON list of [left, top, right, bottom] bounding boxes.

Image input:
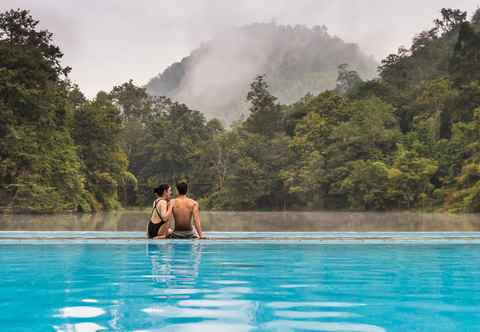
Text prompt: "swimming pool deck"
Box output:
[[1, 231, 480, 244]]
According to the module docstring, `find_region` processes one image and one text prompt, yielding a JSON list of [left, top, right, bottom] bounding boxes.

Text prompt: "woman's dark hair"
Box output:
[[153, 184, 170, 196], [176, 182, 188, 195]]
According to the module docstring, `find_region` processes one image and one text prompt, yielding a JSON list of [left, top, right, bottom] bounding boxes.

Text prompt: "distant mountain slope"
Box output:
[[146, 23, 378, 123]]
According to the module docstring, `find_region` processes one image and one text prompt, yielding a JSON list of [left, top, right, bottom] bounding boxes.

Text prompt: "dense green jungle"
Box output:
[[2, 8, 480, 213]]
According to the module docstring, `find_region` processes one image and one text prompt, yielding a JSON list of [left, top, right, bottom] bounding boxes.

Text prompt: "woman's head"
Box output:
[[153, 184, 172, 199]]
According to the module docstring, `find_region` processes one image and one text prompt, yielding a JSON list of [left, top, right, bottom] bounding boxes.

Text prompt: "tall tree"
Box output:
[[245, 75, 282, 137], [434, 8, 467, 35], [73, 92, 135, 209], [450, 22, 480, 84], [0, 9, 87, 212]]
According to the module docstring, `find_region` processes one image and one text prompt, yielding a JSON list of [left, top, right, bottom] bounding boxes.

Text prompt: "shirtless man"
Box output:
[[168, 182, 205, 239]]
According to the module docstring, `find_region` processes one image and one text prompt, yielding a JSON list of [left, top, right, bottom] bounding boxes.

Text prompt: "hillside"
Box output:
[[145, 23, 378, 123]]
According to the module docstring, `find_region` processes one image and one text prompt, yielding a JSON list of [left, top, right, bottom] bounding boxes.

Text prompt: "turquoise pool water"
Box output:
[[1, 240, 480, 331]]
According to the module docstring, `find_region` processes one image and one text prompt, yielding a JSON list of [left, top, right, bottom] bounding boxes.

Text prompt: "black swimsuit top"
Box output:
[[151, 199, 167, 225]]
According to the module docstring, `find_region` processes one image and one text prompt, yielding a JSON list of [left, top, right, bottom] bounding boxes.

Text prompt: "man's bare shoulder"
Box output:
[[187, 198, 199, 207]]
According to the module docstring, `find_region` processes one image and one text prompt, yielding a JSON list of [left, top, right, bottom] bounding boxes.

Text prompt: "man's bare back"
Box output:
[[168, 182, 204, 239], [172, 196, 197, 231]]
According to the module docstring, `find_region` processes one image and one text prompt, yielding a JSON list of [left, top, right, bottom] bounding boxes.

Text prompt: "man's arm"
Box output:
[[192, 201, 204, 239]]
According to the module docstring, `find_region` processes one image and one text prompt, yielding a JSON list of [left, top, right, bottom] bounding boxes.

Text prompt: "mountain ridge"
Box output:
[[146, 22, 378, 123]]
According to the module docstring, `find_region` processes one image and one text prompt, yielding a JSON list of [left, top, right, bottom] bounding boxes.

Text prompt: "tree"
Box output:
[[108, 81, 152, 204], [415, 79, 458, 139], [378, 47, 411, 88], [0, 9, 87, 212], [283, 91, 347, 136], [282, 96, 399, 209], [434, 8, 467, 35], [134, 98, 214, 202], [445, 109, 480, 212], [387, 145, 438, 209], [281, 93, 342, 207], [0, 9, 70, 88], [207, 129, 290, 210], [450, 22, 480, 84], [73, 92, 135, 210], [245, 75, 282, 137], [110, 79, 150, 121], [340, 160, 390, 210], [336, 64, 362, 96], [471, 8, 480, 26]]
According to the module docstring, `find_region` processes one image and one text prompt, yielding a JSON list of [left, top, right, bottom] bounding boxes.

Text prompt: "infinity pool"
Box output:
[[2, 240, 480, 331]]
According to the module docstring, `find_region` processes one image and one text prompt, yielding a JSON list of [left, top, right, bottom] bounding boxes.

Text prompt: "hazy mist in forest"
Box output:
[[145, 23, 379, 121], [1, 0, 479, 97]]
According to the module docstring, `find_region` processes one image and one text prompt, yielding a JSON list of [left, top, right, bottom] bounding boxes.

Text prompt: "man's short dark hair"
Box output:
[[153, 184, 170, 196], [176, 182, 188, 195]]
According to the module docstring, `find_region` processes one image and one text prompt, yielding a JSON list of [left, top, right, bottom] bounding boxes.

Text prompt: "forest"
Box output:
[[2, 8, 480, 213]]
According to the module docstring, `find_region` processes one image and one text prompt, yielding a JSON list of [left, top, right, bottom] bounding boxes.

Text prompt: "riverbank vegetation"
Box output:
[[2, 8, 480, 213]]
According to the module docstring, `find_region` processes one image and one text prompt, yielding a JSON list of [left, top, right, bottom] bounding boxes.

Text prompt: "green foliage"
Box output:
[[72, 91, 135, 210], [340, 160, 390, 210], [245, 75, 282, 137], [0, 9, 87, 213], [450, 21, 480, 85], [280, 96, 400, 210], [6, 7, 480, 213], [387, 146, 438, 209]]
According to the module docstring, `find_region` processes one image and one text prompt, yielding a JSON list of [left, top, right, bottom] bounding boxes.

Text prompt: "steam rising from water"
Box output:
[[2, 211, 480, 232]]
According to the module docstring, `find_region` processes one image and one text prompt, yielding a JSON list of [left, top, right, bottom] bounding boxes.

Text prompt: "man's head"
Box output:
[[176, 182, 188, 195], [153, 184, 172, 199]]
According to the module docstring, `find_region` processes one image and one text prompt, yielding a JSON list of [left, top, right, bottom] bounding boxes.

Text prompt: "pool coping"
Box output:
[[1, 231, 480, 244]]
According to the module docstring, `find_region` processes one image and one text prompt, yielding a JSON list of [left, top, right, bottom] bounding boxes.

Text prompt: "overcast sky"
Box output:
[[2, 0, 479, 97]]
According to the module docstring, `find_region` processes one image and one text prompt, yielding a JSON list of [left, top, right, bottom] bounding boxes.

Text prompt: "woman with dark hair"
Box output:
[[147, 184, 174, 239]]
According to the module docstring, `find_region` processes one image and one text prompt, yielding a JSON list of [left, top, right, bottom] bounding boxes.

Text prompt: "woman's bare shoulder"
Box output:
[[154, 198, 167, 208]]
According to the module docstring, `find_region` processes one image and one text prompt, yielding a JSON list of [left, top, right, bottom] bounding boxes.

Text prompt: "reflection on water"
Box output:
[[147, 242, 202, 285], [2, 210, 480, 232]]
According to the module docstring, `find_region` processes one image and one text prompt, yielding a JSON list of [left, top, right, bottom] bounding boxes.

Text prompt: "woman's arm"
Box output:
[[158, 199, 175, 221]]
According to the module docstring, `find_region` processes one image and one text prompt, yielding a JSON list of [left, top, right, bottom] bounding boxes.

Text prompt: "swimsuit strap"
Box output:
[[151, 198, 166, 222]]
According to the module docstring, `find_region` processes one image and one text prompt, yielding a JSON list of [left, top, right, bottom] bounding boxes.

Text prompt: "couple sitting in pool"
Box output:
[[147, 182, 205, 239]]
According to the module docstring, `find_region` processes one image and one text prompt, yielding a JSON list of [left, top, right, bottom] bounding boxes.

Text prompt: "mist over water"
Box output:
[[2, 211, 480, 232]]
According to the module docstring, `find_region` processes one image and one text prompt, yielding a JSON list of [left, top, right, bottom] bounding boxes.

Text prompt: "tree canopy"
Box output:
[[3, 7, 480, 213]]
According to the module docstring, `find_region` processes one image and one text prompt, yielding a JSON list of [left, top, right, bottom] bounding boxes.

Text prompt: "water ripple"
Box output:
[[262, 320, 386, 331], [58, 306, 105, 318], [274, 310, 360, 319], [267, 301, 366, 309], [178, 299, 251, 308], [53, 322, 107, 332]]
